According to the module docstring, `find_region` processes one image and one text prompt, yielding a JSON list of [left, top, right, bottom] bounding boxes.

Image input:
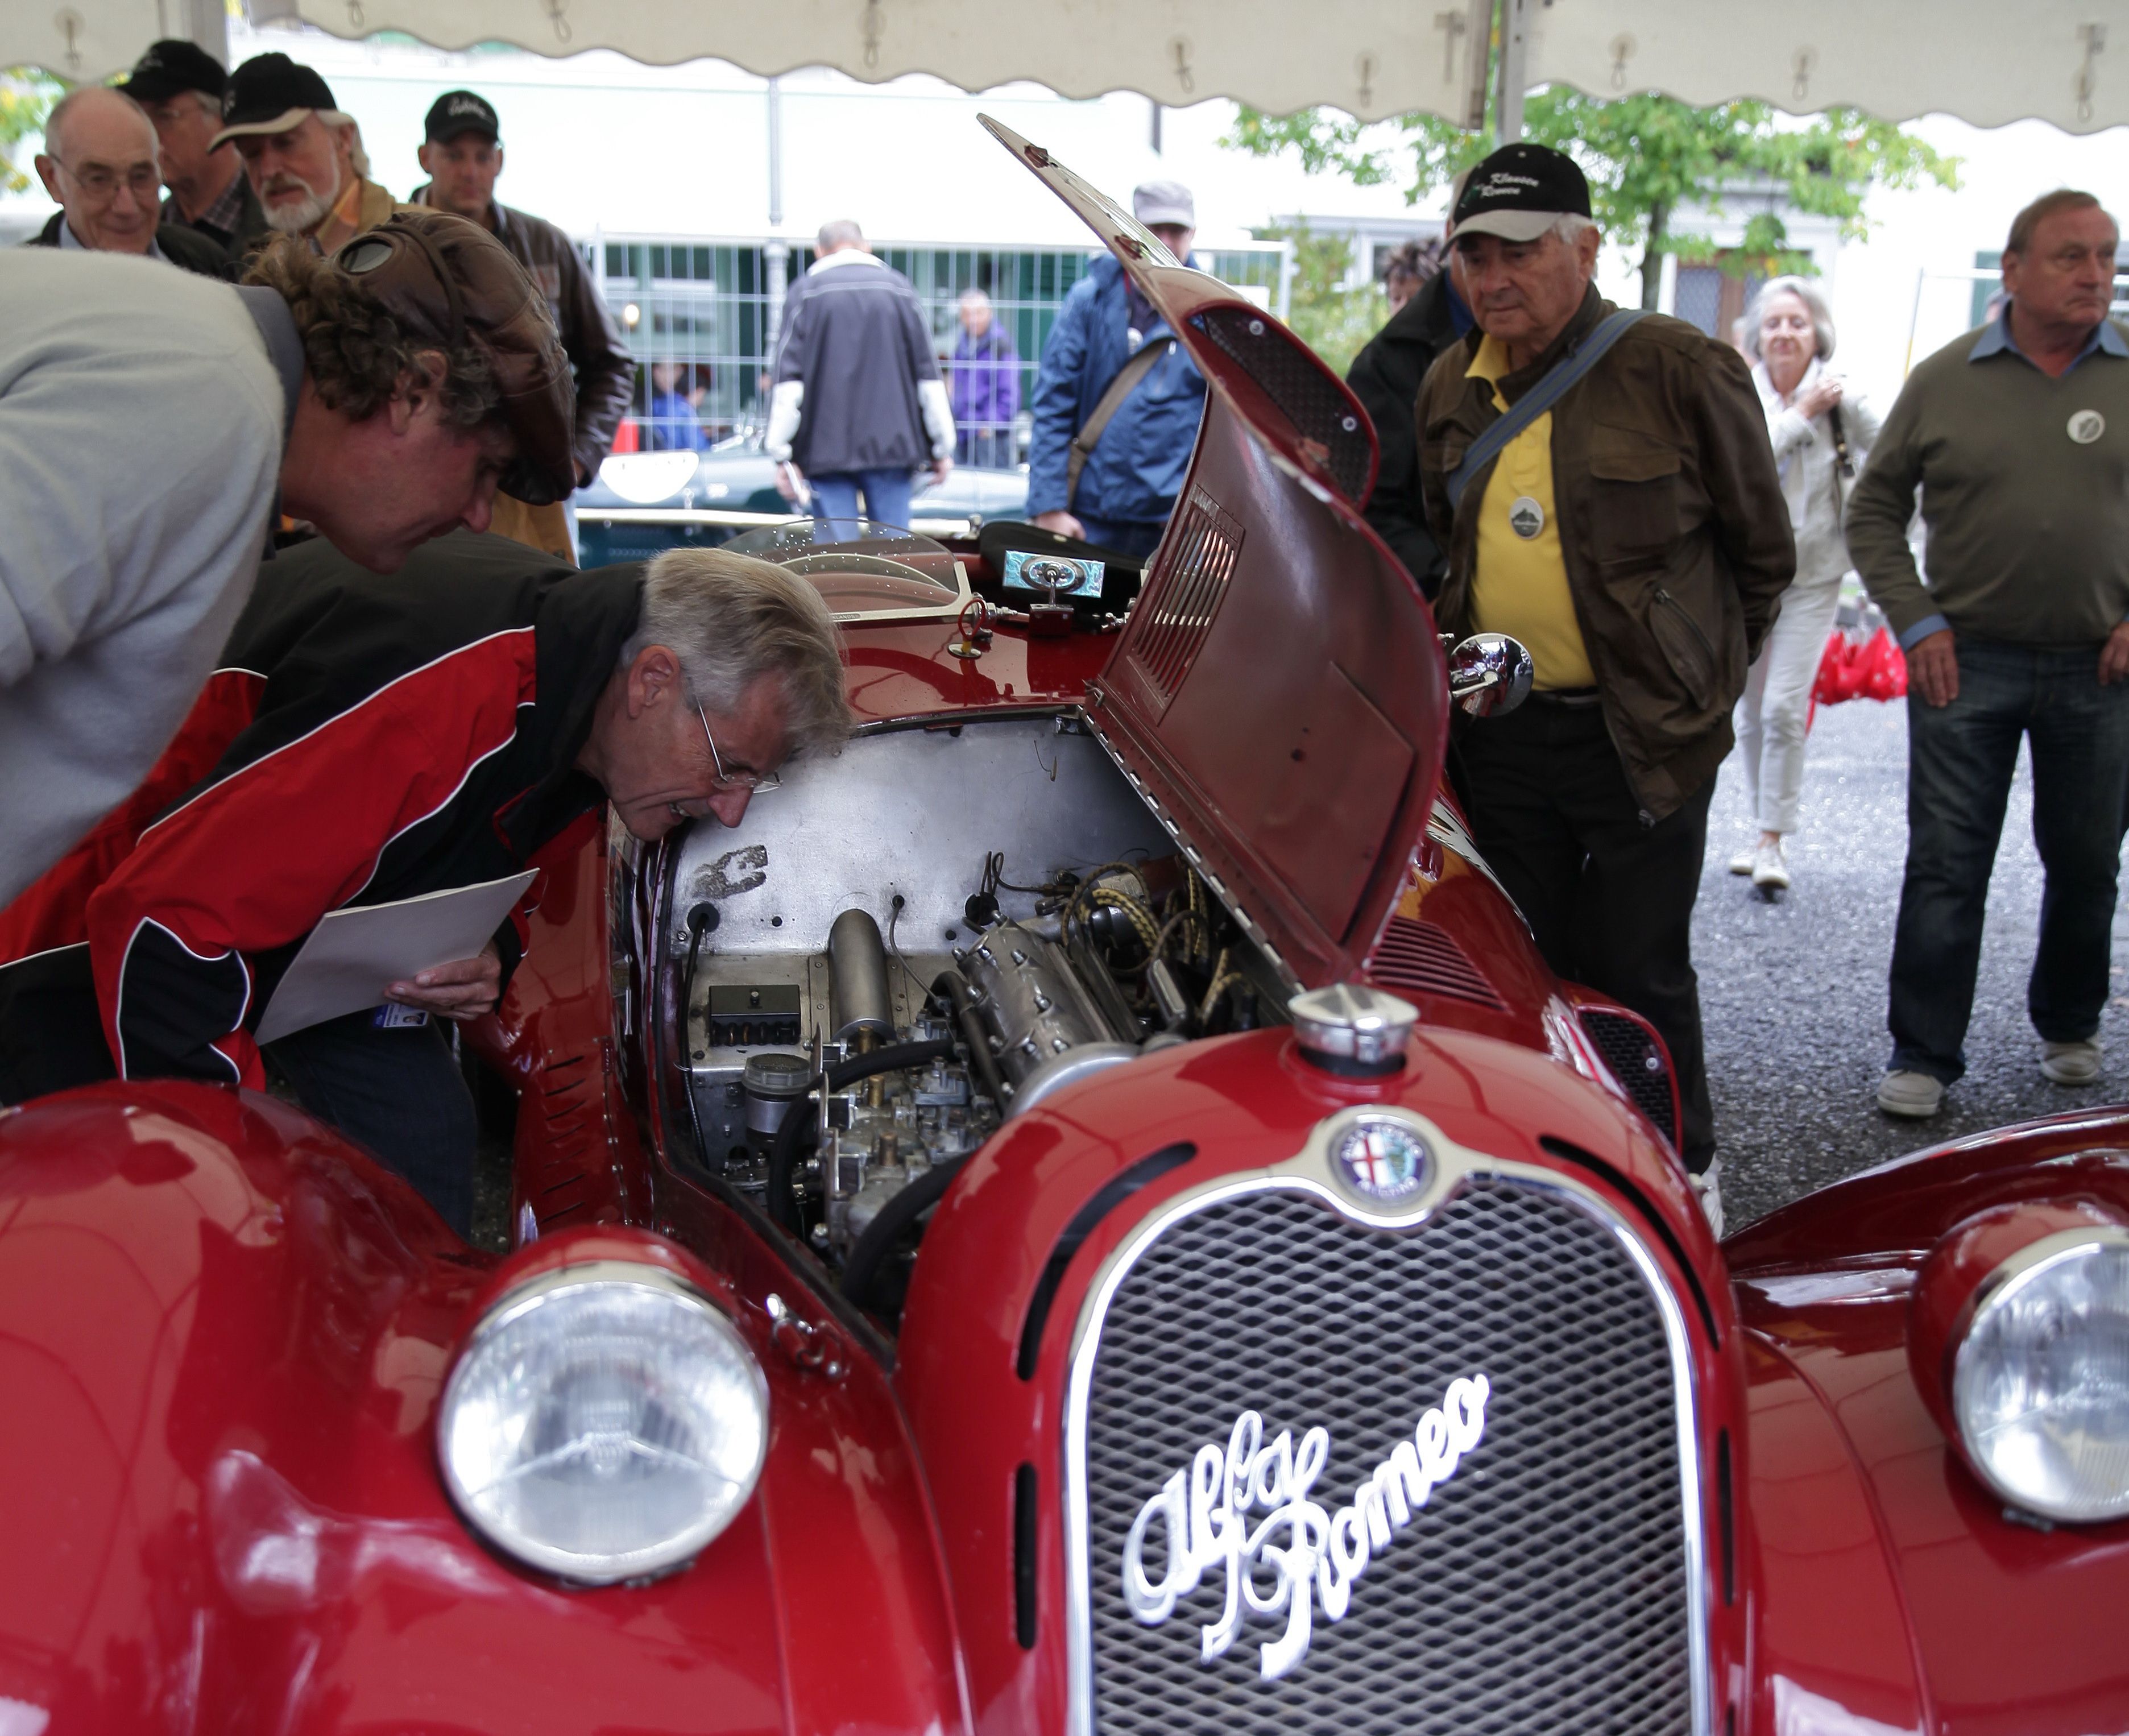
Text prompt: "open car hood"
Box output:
[[984, 115, 1448, 996]]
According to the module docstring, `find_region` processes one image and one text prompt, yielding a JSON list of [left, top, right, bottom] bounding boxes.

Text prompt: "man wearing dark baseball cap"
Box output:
[[212, 52, 395, 253], [410, 88, 633, 488], [0, 205, 575, 911], [1415, 140, 1792, 1224], [118, 38, 267, 261]]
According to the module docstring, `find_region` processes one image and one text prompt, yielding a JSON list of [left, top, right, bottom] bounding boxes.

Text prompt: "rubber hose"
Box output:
[[840, 1151, 969, 1311], [764, 1037, 960, 1236], [826, 1036, 956, 1092], [932, 968, 1008, 1108]]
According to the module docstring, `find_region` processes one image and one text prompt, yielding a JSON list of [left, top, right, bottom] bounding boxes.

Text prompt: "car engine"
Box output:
[[662, 716, 1282, 1314]]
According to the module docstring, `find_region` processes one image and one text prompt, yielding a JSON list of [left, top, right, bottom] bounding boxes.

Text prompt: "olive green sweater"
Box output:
[[1844, 314, 2129, 648]]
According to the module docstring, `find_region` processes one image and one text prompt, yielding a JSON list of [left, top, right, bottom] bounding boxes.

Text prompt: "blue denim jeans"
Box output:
[[810, 468, 914, 539], [1888, 638, 2129, 1083]]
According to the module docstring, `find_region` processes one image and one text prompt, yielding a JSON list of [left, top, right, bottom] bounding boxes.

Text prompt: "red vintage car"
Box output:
[[3, 119, 2127, 1736]]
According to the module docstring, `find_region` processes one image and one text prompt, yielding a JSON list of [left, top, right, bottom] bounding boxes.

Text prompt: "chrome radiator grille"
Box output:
[[1072, 1178, 1697, 1735]]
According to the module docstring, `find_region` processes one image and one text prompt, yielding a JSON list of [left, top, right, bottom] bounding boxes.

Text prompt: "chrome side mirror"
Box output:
[[1447, 633, 1535, 718]]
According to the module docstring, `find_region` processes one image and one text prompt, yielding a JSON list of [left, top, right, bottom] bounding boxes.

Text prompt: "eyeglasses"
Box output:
[[663, 703, 783, 822], [697, 703, 781, 794], [51, 157, 162, 203]]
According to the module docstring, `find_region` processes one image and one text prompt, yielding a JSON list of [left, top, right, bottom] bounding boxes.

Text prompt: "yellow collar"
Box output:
[[1465, 333, 1513, 386]]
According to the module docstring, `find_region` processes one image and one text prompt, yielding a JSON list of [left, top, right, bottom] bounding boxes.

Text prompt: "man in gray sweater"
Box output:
[[1845, 188, 2128, 1118], [0, 210, 574, 908]]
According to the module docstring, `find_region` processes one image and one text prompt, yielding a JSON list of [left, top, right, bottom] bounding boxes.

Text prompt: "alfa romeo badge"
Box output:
[[1330, 1116, 1434, 1204]]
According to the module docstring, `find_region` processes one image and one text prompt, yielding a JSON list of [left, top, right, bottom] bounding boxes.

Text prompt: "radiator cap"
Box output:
[[1288, 982, 1416, 1076]]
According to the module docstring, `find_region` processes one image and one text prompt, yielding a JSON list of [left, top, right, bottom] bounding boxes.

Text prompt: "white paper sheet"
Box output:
[[254, 871, 538, 1046]]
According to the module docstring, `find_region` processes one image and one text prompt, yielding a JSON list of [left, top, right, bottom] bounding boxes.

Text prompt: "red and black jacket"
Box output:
[[0, 529, 644, 1096]]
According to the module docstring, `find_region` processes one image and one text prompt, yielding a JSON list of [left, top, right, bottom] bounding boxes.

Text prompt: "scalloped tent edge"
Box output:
[[7, 0, 2118, 136]]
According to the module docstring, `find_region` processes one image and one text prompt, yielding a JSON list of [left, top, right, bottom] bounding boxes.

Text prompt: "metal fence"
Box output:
[[589, 236, 1289, 461]]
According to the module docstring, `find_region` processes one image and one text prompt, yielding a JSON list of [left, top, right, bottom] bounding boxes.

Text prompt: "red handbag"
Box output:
[[1857, 625, 1908, 700], [1813, 623, 1907, 707]]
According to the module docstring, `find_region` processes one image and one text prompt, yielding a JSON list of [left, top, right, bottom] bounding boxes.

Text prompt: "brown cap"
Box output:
[[334, 209, 576, 503]]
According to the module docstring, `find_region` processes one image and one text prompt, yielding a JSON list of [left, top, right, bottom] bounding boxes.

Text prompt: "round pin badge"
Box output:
[[1508, 495, 1545, 539], [1329, 1115, 1434, 1206], [2069, 410, 2106, 445]]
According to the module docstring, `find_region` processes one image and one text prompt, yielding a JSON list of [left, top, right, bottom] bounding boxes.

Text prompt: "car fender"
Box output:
[[1729, 1109, 2129, 1734], [0, 1082, 966, 1736]]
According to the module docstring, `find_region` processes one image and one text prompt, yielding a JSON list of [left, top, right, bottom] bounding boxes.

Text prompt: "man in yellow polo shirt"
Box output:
[[1417, 144, 1794, 1223], [1462, 335, 1596, 690]]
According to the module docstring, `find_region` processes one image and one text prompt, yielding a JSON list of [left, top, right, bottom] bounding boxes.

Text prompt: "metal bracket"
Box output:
[[767, 1292, 848, 1379]]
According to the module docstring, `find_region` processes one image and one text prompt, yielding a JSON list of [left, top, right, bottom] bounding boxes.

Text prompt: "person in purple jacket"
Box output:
[[950, 289, 1020, 468]]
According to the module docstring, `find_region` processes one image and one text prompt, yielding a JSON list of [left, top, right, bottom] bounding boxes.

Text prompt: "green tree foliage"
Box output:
[[1254, 221, 1386, 376], [1, 66, 64, 197], [1228, 88, 1959, 308]]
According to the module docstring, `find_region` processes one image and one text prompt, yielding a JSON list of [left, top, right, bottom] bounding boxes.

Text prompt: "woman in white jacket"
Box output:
[[1728, 276, 1882, 894]]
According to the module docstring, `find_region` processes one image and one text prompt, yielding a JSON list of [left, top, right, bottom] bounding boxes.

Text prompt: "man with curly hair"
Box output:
[[0, 208, 576, 909]]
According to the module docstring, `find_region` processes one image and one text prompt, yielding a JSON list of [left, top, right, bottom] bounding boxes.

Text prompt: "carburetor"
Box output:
[[820, 1044, 989, 1252], [807, 909, 999, 1256]]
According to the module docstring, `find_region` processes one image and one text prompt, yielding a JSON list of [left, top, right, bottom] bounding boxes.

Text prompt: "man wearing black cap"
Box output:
[[213, 52, 395, 254], [1416, 142, 1792, 1221], [0, 209, 577, 913], [118, 38, 268, 262], [411, 89, 633, 489]]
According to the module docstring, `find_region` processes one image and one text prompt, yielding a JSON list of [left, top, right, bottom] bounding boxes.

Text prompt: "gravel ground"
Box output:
[[1697, 694, 2129, 1230]]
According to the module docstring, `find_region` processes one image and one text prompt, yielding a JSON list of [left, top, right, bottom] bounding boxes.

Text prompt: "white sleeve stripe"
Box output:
[[342, 720, 527, 906]]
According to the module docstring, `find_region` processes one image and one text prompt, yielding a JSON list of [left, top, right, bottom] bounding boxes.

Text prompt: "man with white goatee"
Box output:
[[213, 52, 396, 252]]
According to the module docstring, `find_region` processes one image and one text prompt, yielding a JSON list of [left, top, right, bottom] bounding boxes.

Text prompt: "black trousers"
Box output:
[[1453, 698, 1717, 1170], [266, 1010, 479, 1240]]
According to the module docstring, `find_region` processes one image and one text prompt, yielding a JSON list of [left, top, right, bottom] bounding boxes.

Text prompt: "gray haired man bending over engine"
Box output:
[[0, 534, 851, 1238]]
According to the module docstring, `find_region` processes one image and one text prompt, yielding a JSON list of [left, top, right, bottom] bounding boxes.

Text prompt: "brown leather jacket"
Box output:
[[1418, 287, 1794, 819]]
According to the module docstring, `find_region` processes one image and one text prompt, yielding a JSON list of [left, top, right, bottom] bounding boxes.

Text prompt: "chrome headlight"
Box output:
[[1953, 1230, 2129, 1523], [439, 1261, 770, 1583]]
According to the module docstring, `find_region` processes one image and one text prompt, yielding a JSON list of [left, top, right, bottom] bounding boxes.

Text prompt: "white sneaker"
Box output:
[[1877, 1070, 1945, 1118], [1728, 847, 1755, 876], [2041, 1038, 2103, 1085], [1689, 1158, 1725, 1238], [1751, 839, 1791, 892]]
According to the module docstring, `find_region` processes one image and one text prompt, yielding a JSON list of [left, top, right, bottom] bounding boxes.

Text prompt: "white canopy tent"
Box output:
[[6, 0, 2117, 136]]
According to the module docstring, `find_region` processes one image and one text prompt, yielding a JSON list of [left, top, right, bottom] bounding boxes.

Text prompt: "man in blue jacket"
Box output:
[[1026, 180, 1208, 560]]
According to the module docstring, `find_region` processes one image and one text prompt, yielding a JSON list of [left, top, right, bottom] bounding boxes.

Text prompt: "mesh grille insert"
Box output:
[[1078, 1180, 1695, 1736], [1580, 1008, 1680, 1148], [1195, 306, 1374, 503], [1363, 914, 1507, 1011]]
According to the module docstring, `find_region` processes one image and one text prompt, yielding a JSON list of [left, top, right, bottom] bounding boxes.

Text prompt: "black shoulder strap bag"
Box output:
[[1445, 308, 1650, 512]]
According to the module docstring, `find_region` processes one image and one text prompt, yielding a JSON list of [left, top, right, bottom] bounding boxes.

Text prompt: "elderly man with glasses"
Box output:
[[0, 534, 850, 1237], [27, 86, 232, 279]]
